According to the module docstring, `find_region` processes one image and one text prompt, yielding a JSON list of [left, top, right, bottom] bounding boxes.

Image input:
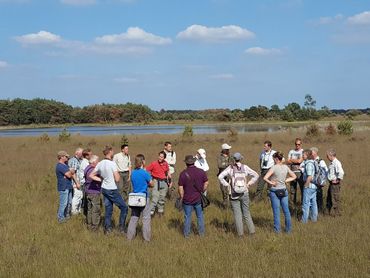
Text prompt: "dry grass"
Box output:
[[0, 131, 369, 277]]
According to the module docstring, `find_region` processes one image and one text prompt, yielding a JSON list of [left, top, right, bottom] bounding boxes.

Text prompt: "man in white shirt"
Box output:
[[90, 145, 128, 234], [255, 140, 276, 201], [310, 147, 328, 214], [113, 144, 132, 202], [164, 141, 177, 200], [326, 149, 345, 217]]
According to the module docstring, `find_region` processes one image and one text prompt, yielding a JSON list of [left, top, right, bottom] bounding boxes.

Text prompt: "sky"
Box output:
[[0, 0, 369, 110]]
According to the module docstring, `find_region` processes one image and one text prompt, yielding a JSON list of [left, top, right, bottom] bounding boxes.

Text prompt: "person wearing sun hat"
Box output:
[[194, 148, 209, 172], [217, 143, 233, 208], [55, 150, 74, 223]]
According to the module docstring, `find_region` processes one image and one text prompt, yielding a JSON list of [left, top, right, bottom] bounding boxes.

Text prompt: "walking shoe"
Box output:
[[58, 218, 67, 224], [104, 228, 113, 235], [119, 226, 127, 235]]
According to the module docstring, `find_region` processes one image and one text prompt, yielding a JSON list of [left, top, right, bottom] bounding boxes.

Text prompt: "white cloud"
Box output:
[[15, 31, 61, 44], [95, 27, 172, 45], [312, 14, 344, 26], [114, 77, 139, 83], [209, 73, 234, 80], [60, 0, 96, 6], [177, 24, 255, 43], [0, 60, 8, 68], [347, 11, 370, 25], [245, 47, 282, 55]]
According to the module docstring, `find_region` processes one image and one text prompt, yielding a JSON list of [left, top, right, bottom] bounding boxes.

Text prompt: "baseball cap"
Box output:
[[57, 150, 70, 158], [233, 152, 243, 161], [221, 143, 232, 150]]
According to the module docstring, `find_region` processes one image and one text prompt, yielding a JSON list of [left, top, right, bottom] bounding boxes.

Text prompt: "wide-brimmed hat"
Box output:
[[184, 155, 196, 164], [221, 143, 232, 150], [233, 152, 244, 161]]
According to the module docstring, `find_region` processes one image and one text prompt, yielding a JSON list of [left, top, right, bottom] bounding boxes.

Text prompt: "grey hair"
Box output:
[[89, 155, 99, 164], [326, 149, 336, 157], [310, 147, 318, 153]]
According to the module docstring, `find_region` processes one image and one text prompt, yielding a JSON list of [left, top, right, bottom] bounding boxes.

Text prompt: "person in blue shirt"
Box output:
[[301, 149, 318, 223], [55, 151, 75, 223], [127, 154, 153, 242]]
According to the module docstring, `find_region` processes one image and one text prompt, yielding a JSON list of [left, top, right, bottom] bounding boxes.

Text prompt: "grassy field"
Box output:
[[0, 130, 369, 277]]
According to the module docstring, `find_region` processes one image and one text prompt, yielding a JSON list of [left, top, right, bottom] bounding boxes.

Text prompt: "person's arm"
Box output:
[[114, 170, 120, 183], [245, 165, 259, 186], [304, 163, 314, 188], [203, 159, 210, 172], [89, 170, 102, 183], [263, 168, 277, 187], [286, 168, 297, 183], [64, 168, 74, 179], [172, 152, 176, 165], [178, 185, 184, 199], [127, 157, 132, 182], [203, 181, 209, 192], [218, 167, 231, 187], [335, 160, 344, 181]]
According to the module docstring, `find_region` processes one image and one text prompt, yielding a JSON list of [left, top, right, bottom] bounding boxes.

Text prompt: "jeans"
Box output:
[[302, 187, 318, 223], [269, 189, 291, 233], [230, 193, 255, 236], [57, 188, 72, 222], [102, 188, 128, 230], [127, 198, 151, 241], [150, 179, 168, 214], [183, 202, 205, 238]]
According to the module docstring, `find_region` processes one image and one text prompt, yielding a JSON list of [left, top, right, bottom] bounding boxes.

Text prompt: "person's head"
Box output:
[[103, 145, 114, 159], [184, 155, 196, 166], [158, 151, 166, 163], [197, 148, 206, 159], [82, 148, 92, 160], [121, 144, 129, 155], [89, 155, 99, 166], [272, 151, 284, 163], [310, 147, 319, 159], [57, 150, 69, 162], [303, 149, 313, 160], [326, 149, 337, 161], [263, 140, 272, 152], [294, 138, 302, 150], [221, 143, 232, 155], [164, 141, 172, 152], [134, 154, 146, 169], [75, 147, 83, 159], [233, 152, 244, 163]]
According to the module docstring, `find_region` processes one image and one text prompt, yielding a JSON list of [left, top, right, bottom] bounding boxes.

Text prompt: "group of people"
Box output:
[[55, 138, 345, 241]]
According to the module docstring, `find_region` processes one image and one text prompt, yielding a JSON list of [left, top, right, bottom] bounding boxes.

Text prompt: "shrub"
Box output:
[[182, 125, 193, 138], [305, 124, 320, 137], [120, 135, 129, 145], [227, 127, 239, 142], [38, 133, 50, 143], [337, 120, 353, 135], [325, 123, 337, 136], [58, 128, 71, 142]]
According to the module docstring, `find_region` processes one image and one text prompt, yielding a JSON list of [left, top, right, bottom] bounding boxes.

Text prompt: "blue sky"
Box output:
[[0, 0, 369, 110]]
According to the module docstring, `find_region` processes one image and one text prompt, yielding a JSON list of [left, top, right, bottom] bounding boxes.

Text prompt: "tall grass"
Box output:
[[0, 132, 369, 277]]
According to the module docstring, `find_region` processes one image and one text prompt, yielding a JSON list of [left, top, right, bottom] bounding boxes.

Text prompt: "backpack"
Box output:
[[231, 165, 248, 194], [309, 160, 327, 187]]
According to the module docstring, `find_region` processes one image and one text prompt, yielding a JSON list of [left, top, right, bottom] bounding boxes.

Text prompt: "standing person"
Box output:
[[301, 149, 318, 223], [84, 155, 101, 231], [310, 147, 328, 214], [178, 155, 208, 238], [69, 148, 82, 215], [286, 138, 304, 218], [217, 143, 233, 208], [80, 148, 92, 216], [127, 154, 153, 242], [194, 148, 209, 172], [255, 140, 276, 201], [164, 141, 177, 200], [90, 146, 128, 234], [55, 151, 74, 223], [218, 153, 259, 237], [264, 152, 296, 233], [326, 149, 345, 217], [113, 144, 132, 202], [147, 151, 171, 217]]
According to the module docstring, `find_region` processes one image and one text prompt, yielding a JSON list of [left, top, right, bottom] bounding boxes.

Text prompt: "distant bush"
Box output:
[[182, 125, 193, 138], [337, 120, 353, 135], [58, 128, 71, 142], [306, 124, 320, 137], [120, 135, 129, 146], [38, 133, 50, 143], [325, 123, 337, 136], [227, 127, 239, 142]]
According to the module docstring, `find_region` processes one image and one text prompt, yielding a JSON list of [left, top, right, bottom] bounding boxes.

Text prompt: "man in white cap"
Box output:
[[194, 148, 209, 172], [217, 143, 233, 208]]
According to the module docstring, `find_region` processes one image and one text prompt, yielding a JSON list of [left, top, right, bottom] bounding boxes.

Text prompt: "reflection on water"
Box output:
[[0, 124, 301, 137]]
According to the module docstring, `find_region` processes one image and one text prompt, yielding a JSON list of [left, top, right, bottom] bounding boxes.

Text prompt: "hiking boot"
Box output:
[[119, 226, 127, 235], [104, 228, 113, 235]]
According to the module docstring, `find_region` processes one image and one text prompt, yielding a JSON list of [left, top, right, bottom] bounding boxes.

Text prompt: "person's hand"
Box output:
[[76, 183, 81, 189], [270, 180, 278, 187], [127, 177, 131, 182]]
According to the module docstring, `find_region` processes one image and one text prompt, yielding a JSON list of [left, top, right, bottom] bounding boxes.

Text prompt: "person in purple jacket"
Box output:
[[178, 155, 208, 238], [84, 155, 102, 231]]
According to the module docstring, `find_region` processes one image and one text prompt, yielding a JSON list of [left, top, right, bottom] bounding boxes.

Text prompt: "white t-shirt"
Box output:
[[260, 150, 276, 170], [288, 149, 303, 172], [95, 159, 118, 190]]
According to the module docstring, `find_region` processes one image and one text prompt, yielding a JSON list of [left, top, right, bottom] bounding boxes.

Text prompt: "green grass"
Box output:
[[0, 132, 369, 277]]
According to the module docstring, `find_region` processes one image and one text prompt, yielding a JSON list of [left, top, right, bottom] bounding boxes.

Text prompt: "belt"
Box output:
[[120, 170, 129, 173]]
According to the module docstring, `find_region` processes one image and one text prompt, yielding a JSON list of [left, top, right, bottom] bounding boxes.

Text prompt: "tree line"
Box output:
[[0, 95, 368, 126]]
